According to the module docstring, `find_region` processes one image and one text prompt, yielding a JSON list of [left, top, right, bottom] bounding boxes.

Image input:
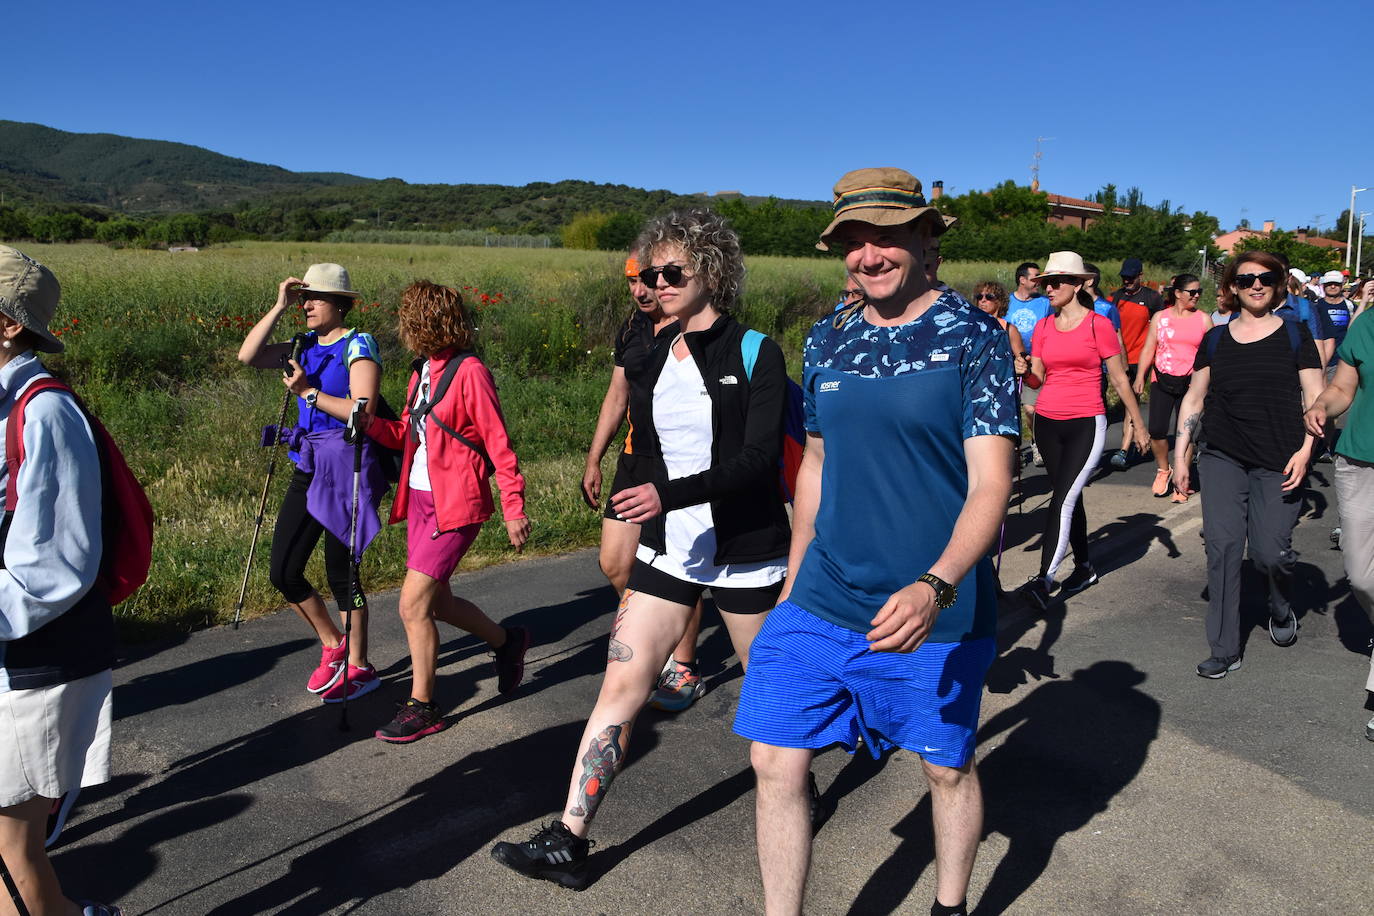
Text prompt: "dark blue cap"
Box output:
[[1120, 258, 1143, 277]]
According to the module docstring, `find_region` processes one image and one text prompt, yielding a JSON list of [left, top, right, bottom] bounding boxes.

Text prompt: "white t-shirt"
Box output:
[[634, 343, 786, 588], [408, 361, 433, 492]]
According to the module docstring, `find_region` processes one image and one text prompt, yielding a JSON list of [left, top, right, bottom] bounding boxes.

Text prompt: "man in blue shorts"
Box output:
[[735, 167, 1018, 916]]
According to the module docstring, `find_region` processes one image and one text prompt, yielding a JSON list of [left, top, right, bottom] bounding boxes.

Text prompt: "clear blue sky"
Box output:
[[15, 0, 1374, 233]]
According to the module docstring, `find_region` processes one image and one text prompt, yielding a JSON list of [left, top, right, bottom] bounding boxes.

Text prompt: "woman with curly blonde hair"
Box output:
[[492, 208, 792, 888], [311, 280, 531, 743]]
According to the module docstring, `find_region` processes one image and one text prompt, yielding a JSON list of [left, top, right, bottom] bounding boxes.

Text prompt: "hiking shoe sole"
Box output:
[[491, 844, 589, 890]]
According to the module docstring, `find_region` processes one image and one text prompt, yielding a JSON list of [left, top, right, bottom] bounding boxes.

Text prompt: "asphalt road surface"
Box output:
[[49, 430, 1374, 914]]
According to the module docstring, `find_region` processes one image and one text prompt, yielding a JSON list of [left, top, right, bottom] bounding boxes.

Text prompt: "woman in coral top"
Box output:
[[302, 280, 531, 744], [1015, 251, 1149, 611], [1134, 274, 1211, 501]]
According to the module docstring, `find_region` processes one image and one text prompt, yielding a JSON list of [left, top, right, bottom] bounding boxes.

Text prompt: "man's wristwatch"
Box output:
[[304, 388, 319, 408], [917, 572, 957, 610]]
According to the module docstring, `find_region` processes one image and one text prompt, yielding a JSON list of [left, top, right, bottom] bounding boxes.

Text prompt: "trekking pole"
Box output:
[[339, 397, 369, 732], [233, 334, 307, 629], [0, 851, 31, 916]]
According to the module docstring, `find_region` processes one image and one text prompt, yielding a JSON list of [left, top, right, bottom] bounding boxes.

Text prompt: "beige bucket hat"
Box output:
[[299, 263, 362, 299], [1037, 251, 1094, 282], [816, 167, 949, 251], [0, 245, 64, 353]]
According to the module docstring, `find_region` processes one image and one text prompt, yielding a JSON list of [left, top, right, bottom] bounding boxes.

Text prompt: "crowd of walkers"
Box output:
[[4, 163, 1374, 914]]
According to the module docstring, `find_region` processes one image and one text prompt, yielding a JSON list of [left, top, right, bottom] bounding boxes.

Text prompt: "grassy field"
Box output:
[[22, 241, 1175, 639]]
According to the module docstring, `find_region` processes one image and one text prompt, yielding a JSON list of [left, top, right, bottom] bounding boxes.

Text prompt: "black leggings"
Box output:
[[1147, 379, 1187, 440], [268, 469, 363, 613], [1034, 414, 1107, 579]]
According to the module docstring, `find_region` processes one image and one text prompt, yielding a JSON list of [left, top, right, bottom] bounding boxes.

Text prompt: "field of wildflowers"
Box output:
[[22, 241, 1167, 637]]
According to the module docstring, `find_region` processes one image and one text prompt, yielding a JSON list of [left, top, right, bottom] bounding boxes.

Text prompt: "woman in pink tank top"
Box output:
[[1134, 273, 1211, 500]]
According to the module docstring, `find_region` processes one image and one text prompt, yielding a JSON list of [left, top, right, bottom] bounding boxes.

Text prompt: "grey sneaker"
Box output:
[[1108, 449, 1128, 470], [1197, 655, 1242, 679], [1268, 609, 1298, 647]]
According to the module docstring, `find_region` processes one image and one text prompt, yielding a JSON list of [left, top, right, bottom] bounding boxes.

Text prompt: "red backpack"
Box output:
[[5, 378, 154, 606]]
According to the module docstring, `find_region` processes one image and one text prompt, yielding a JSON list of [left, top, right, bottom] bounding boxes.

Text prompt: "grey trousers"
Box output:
[[1333, 456, 1374, 692], [1199, 447, 1301, 659]]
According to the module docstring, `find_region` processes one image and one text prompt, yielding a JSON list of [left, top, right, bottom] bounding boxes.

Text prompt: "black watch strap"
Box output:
[[917, 572, 957, 609]]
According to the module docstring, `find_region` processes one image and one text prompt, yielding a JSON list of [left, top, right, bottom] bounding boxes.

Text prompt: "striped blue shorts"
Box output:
[[733, 600, 995, 768]]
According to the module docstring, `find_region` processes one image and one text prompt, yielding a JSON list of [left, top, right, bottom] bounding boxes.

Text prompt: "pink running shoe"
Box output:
[[320, 664, 380, 704], [306, 642, 348, 694], [1151, 468, 1172, 497]]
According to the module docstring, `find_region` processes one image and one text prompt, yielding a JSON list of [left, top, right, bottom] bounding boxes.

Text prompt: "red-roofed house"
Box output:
[[1213, 221, 1349, 255], [1044, 194, 1130, 230]]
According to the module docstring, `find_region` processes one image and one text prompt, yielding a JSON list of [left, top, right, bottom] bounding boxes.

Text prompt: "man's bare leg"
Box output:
[[751, 742, 815, 916], [922, 756, 983, 908]]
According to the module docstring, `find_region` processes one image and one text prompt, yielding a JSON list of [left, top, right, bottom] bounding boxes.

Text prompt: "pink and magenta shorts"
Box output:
[[405, 489, 482, 582]]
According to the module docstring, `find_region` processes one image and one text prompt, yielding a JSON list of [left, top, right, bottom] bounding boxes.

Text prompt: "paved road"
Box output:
[[49, 430, 1374, 914]]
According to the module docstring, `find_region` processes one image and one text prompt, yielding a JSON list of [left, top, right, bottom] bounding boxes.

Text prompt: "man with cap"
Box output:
[[1106, 259, 1158, 468], [0, 246, 123, 915], [734, 168, 1018, 916], [1317, 269, 1357, 365], [1005, 263, 1049, 465]]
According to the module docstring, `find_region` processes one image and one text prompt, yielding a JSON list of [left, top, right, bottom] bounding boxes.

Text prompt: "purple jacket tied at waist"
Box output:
[[287, 428, 388, 555]]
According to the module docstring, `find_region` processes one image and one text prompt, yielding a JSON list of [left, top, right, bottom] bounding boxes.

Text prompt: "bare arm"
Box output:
[[582, 367, 629, 509], [777, 433, 824, 604], [1304, 361, 1360, 436], [238, 277, 301, 368], [1133, 314, 1160, 393], [285, 356, 381, 420], [866, 434, 1013, 653], [1106, 354, 1149, 451], [1172, 366, 1210, 493], [1007, 325, 1026, 361]]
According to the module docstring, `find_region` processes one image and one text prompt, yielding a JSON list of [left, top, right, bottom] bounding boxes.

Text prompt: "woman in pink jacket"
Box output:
[[295, 280, 531, 743]]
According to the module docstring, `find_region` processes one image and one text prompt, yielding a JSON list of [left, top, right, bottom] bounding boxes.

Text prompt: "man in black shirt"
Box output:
[[1111, 258, 1164, 315]]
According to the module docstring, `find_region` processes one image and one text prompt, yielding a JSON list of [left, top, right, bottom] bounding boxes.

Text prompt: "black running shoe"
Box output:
[[493, 626, 530, 694], [1057, 564, 1098, 596], [1196, 655, 1242, 679], [1018, 577, 1051, 613], [491, 821, 592, 890]]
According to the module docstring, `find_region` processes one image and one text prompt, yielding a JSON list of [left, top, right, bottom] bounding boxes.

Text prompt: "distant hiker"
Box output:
[[735, 168, 1017, 916], [492, 209, 791, 890], [1106, 257, 1158, 469], [0, 246, 123, 916], [1017, 251, 1149, 611], [581, 254, 705, 712], [1173, 252, 1323, 679], [1005, 261, 1049, 465], [237, 263, 385, 703], [307, 281, 530, 743]]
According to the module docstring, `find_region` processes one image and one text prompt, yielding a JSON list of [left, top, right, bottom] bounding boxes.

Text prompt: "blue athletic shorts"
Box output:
[[733, 600, 995, 768]]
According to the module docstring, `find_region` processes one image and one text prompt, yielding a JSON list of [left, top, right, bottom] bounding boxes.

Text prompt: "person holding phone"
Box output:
[[237, 263, 383, 703]]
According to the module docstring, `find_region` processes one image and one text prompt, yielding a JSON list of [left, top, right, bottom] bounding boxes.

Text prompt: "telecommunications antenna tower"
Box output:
[[1030, 137, 1054, 191]]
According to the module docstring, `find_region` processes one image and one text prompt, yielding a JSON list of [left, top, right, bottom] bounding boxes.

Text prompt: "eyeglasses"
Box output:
[[1175, 288, 1202, 297], [1234, 271, 1282, 289], [638, 264, 690, 288], [975, 292, 1000, 301], [1042, 277, 1076, 289]]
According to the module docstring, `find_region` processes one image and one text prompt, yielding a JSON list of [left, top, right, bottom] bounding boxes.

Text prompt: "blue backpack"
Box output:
[[741, 329, 806, 503], [1203, 320, 1301, 362]]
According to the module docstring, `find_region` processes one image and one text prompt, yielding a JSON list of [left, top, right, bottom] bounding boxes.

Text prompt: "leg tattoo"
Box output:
[[568, 721, 629, 821], [608, 590, 634, 662]]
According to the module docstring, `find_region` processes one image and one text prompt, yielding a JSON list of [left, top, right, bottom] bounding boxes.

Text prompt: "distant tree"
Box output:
[[562, 212, 611, 250], [0, 206, 30, 240], [95, 218, 143, 244], [595, 211, 642, 251]]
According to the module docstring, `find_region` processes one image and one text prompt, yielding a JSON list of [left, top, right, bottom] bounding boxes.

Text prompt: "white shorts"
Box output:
[[0, 669, 113, 808]]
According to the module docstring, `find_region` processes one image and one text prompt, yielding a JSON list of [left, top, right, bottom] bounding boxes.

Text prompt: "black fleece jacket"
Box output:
[[632, 314, 791, 566]]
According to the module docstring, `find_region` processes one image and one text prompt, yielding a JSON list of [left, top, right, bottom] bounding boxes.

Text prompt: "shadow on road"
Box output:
[[846, 661, 1159, 916], [114, 639, 314, 721]]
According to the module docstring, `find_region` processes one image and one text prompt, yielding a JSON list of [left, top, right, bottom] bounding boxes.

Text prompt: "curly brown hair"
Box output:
[[972, 280, 1009, 317], [635, 209, 745, 312], [397, 280, 475, 357]]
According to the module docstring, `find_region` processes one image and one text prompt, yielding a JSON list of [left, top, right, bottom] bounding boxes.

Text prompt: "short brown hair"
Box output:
[[972, 280, 1009, 317], [1222, 251, 1286, 312], [397, 280, 475, 357]]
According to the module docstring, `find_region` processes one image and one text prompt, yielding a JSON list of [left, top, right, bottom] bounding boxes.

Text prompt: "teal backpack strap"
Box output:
[[741, 328, 765, 381]]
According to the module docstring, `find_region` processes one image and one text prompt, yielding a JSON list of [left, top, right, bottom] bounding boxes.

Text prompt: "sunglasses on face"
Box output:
[[1234, 271, 1282, 289], [975, 292, 1000, 301], [1175, 288, 1202, 297], [1042, 277, 1076, 289], [638, 264, 690, 287]]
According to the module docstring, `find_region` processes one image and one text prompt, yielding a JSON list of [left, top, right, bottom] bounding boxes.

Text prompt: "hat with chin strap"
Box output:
[[816, 167, 948, 252]]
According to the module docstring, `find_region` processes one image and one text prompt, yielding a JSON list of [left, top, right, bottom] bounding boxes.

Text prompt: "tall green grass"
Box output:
[[23, 241, 1172, 638]]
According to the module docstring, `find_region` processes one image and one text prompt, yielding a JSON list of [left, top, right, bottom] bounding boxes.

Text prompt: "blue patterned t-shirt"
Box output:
[[788, 291, 1018, 640]]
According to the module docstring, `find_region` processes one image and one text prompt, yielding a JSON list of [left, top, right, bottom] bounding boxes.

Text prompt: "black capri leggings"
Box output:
[[1147, 379, 1187, 441], [269, 468, 364, 613]]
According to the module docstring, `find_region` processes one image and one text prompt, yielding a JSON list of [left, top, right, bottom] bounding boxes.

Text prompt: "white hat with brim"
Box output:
[[0, 245, 64, 353], [1319, 270, 1346, 286], [1289, 268, 1310, 285], [299, 263, 362, 299], [1036, 250, 1093, 282]]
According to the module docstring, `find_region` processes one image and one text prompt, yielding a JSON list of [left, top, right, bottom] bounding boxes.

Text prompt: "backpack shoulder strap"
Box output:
[[1285, 317, 1301, 355], [6, 378, 76, 511], [410, 352, 494, 476], [741, 329, 765, 382]]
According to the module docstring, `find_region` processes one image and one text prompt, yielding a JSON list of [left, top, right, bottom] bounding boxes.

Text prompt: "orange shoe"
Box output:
[[1151, 468, 1172, 497], [1170, 490, 1189, 503]]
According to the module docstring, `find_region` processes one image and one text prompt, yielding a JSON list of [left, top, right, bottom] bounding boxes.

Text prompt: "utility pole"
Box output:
[[1030, 137, 1054, 191], [1347, 185, 1368, 269], [1358, 211, 1369, 276]]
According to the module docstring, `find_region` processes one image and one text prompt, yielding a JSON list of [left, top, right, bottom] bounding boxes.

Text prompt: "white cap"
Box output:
[[1319, 270, 1346, 286], [1288, 267, 1309, 285]]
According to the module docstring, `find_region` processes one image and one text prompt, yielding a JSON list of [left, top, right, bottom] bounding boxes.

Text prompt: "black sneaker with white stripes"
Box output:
[[1057, 563, 1098, 596], [491, 820, 592, 890]]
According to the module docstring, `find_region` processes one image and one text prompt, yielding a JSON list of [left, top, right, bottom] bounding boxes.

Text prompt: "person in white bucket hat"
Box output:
[[0, 246, 124, 915], [1015, 251, 1149, 611]]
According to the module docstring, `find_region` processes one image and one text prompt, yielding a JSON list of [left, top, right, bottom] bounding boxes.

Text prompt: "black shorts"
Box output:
[[627, 560, 783, 615], [604, 452, 654, 521]]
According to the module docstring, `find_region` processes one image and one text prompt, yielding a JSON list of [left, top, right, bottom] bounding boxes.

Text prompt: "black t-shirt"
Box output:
[[1111, 284, 1165, 315], [1193, 321, 1320, 471], [613, 311, 679, 454]]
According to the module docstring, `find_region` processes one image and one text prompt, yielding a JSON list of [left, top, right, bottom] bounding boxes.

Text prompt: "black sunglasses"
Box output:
[[1175, 288, 1202, 297], [975, 292, 1000, 301], [1234, 271, 1281, 289], [638, 264, 690, 288], [1042, 277, 1076, 289]]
